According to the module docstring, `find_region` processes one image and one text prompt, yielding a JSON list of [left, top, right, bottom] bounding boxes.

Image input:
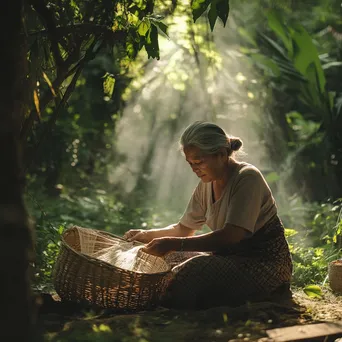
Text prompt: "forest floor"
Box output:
[[38, 288, 342, 342]]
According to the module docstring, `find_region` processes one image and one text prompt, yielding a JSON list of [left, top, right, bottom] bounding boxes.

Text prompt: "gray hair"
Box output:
[[179, 121, 243, 157]]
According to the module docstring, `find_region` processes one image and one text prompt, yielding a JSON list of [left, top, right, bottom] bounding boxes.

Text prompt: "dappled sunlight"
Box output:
[[108, 8, 272, 214], [14, 1, 341, 341]]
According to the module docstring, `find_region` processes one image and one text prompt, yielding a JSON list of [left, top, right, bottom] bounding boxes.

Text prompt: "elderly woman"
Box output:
[[124, 121, 292, 309]]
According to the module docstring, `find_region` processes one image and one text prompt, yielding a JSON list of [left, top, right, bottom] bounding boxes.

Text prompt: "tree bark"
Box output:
[[0, 1, 35, 341]]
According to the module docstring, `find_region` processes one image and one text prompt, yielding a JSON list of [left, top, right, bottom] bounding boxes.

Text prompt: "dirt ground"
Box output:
[[38, 288, 342, 342]]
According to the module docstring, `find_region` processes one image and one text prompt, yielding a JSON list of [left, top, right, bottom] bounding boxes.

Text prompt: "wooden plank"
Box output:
[[266, 322, 342, 342]]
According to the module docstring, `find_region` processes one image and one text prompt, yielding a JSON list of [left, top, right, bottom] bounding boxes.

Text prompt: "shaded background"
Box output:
[[24, 0, 342, 290]]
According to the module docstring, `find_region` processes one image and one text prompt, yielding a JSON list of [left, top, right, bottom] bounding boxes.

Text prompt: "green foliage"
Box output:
[[24, 0, 342, 295], [238, 5, 342, 201], [22, 0, 231, 175], [102, 73, 116, 98], [192, 0, 211, 22], [216, 0, 230, 27], [285, 199, 342, 287], [25, 1, 230, 291], [192, 0, 230, 30], [144, 24, 160, 59], [303, 284, 323, 298], [30, 172, 342, 290], [258, 12, 328, 108], [26, 181, 181, 288], [291, 246, 336, 288]]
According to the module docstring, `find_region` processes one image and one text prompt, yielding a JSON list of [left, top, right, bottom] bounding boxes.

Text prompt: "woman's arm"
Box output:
[[142, 223, 249, 256], [148, 223, 196, 238], [123, 222, 196, 243], [177, 223, 248, 251]]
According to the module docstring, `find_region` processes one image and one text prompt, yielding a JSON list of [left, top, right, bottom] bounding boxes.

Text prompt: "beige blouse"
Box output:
[[179, 162, 278, 234]]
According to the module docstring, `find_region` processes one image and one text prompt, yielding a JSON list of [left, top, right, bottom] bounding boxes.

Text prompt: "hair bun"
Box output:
[[230, 137, 243, 151]]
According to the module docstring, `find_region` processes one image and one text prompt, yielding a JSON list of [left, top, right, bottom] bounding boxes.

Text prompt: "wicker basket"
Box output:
[[328, 259, 342, 293], [53, 226, 172, 311]]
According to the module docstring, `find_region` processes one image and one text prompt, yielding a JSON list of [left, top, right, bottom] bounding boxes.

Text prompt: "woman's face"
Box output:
[[183, 145, 227, 183]]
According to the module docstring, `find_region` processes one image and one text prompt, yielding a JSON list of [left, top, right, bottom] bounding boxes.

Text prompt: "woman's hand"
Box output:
[[142, 237, 180, 257], [123, 229, 152, 243]]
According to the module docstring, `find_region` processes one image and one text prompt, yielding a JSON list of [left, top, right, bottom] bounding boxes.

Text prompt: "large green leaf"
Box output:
[[144, 25, 160, 60], [191, 0, 211, 22], [259, 33, 289, 60], [303, 284, 322, 299], [304, 63, 324, 107], [267, 10, 293, 58], [265, 16, 326, 96], [208, 3, 218, 31], [250, 53, 280, 77], [290, 24, 326, 94], [272, 56, 307, 82], [192, 0, 230, 29], [138, 18, 151, 36], [149, 17, 169, 39], [216, 0, 230, 27]]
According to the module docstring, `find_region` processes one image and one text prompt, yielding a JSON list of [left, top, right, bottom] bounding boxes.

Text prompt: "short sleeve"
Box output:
[[179, 182, 206, 230], [225, 170, 264, 233]]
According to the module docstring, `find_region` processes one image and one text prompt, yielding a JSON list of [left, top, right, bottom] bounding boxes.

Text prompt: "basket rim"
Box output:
[[59, 225, 172, 275], [329, 259, 342, 266]]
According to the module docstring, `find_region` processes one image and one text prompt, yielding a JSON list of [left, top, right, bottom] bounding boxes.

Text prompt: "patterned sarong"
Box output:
[[161, 215, 293, 309]]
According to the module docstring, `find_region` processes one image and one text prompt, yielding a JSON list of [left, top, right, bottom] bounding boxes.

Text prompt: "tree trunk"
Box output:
[[0, 1, 35, 340]]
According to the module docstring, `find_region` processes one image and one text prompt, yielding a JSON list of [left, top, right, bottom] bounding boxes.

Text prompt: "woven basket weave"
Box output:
[[53, 226, 172, 311], [328, 260, 342, 293]]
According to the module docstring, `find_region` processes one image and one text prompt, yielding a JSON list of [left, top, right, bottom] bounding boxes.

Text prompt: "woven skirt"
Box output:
[[161, 216, 293, 309]]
